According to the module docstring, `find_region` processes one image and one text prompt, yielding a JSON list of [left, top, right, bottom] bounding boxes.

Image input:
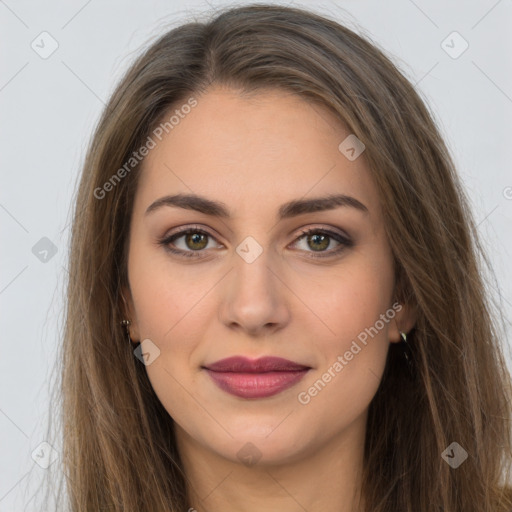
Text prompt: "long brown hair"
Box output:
[[40, 4, 512, 511]]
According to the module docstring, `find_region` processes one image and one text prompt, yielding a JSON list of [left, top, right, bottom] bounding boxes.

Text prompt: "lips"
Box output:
[[203, 356, 311, 399]]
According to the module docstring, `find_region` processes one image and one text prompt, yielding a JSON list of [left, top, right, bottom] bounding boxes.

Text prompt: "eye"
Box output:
[[158, 225, 353, 259], [290, 227, 353, 259], [158, 225, 222, 258]]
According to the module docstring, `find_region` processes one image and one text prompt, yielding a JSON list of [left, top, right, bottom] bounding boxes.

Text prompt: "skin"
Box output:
[[124, 85, 416, 512]]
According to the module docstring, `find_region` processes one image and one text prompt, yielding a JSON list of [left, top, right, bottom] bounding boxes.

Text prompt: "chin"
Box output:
[[208, 422, 314, 467]]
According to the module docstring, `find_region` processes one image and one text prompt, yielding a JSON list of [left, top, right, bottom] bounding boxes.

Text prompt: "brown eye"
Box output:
[[159, 226, 353, 260], [184, 232, 208, 251], [305, 232, 330, 252], [158, 227, 222, 258], [291, 228, 353, 258]]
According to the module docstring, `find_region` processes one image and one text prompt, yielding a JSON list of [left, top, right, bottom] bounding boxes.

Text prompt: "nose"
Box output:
[[218, 245, 291, 337]]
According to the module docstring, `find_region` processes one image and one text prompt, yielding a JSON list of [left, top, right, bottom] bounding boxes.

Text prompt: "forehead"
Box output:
[[134, 86, 380, 220]]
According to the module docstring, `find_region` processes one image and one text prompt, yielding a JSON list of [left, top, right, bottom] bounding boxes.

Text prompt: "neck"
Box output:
[[176, 414, 367, 512]]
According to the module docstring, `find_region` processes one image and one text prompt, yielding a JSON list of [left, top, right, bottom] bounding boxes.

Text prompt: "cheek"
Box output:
[[128, 241, 216, 342], [293, 247, 395, 351], [127, 245, 217, 413], [293, 249, 395, 410], [295, 338, 388, 445], [293, 279, 394, 437]]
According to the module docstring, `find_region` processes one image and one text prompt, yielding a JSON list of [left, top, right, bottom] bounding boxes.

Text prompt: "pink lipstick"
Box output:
[[203, 356, 310, 399]]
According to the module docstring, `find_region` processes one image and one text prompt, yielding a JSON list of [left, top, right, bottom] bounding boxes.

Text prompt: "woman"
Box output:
[[49, 4, 512, 511]]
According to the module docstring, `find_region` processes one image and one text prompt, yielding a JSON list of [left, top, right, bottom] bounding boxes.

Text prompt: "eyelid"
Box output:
[[159, 224, 224, 258], [158, 224, 353, 259], [290, 226, 353, 258], [292, 224, 351, 242]]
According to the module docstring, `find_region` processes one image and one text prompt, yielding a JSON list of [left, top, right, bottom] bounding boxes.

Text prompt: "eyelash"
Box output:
[[158, 225, 353, 260]]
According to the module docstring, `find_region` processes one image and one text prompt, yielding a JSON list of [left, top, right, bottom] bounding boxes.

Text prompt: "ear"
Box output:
[[388, 301, 417, 344], [120, 285, 140, 342]]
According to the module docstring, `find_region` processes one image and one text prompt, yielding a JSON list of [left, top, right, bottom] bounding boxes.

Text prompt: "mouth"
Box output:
[[202, 356, 311, 399]]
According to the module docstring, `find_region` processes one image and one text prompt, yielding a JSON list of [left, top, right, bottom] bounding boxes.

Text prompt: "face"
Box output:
[[125, 86, 415, 466]]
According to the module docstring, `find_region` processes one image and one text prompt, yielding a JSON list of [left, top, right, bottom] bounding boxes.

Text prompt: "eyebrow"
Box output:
[[145, 192, 369, 219]]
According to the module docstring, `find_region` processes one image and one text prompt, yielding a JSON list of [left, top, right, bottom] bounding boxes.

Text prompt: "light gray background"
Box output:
[[1, 0, 511, 510]]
